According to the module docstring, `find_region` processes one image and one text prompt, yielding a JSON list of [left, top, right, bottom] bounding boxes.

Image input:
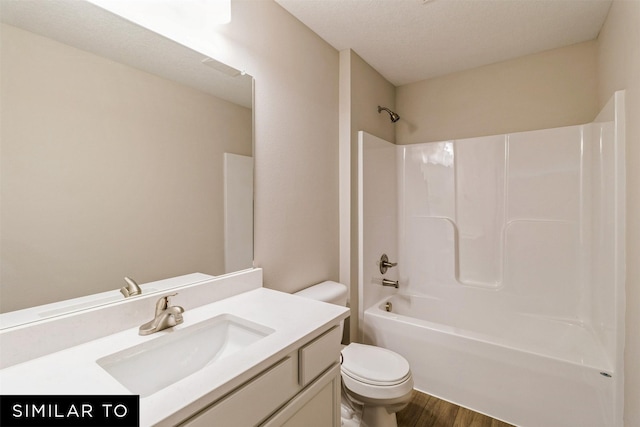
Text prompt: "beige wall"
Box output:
[[1, 23, 251, 311], [347, 50, 397, 146], [339, 49, 396, 340], [396, 41, 599, 144], [215, 0, 340, 293], [596, 1, 640, 425]]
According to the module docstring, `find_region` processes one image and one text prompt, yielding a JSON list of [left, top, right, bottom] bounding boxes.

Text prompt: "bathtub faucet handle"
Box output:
[[379, 254, 398, 274], [382, 278, 399, 288]]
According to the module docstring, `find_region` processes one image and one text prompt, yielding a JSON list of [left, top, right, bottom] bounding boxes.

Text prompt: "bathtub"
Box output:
[[363, 294, 616, 427]]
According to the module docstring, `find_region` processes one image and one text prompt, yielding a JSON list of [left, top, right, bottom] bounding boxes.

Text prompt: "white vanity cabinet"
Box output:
[[178, 326, 343, 427], [0, 279, 350, 427]]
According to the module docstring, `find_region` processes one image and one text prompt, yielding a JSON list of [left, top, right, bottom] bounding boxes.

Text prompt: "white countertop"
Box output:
[[0, 288, 349, 426]]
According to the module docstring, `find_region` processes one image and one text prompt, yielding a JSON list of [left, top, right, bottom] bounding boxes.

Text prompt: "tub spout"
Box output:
[[382, 279, 399, 288]]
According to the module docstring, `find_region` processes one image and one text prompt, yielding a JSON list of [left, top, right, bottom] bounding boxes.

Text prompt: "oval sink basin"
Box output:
[[97, 314, 274, 397]]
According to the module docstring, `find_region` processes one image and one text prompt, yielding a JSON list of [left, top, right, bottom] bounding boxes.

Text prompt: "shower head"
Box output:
[[378, 106, 400, 123]]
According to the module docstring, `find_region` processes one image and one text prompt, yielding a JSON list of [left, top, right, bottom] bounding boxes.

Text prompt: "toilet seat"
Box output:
[[340, 343, 414, 401], [341, 343, 411, 386]]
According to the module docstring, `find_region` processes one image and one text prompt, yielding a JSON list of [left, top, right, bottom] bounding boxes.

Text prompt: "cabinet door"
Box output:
[[180, 357, 298, 427], [298, 326, 341, 386], [262, 364, 341, 427]]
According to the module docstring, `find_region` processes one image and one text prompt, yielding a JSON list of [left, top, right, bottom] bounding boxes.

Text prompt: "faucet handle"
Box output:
[[155, 293, 178, 314], [379, 254, 398, 274]]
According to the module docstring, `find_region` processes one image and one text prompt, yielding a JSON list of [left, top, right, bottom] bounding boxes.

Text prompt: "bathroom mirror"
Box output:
[[0, 0, 254, 327]]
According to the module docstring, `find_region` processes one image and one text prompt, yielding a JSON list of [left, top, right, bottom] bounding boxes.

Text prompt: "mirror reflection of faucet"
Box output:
[[139, 293, 184, 336], [120, 276, 142, 298]]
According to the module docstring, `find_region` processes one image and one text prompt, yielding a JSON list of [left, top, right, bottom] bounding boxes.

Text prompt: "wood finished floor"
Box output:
[[396, 390, 515, 427]]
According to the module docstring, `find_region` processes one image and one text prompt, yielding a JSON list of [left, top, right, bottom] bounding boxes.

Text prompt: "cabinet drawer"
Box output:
[[298, 326, 341, 387], [181, 356, 298, 427]]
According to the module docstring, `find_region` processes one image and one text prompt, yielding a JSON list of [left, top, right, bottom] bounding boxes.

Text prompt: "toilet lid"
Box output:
[[341, 343, 411, 386]]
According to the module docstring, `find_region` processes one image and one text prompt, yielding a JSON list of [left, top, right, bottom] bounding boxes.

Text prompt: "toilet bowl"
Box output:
[[295, 281, 413, 427], [341, 342, 414, 427]]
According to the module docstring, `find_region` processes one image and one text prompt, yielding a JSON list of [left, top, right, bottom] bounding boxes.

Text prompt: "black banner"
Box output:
[[0, 395, 139, 427]]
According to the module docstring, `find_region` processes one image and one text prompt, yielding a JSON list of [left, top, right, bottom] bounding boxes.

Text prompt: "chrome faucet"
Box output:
[[139, 293, 184, 336], [120, 276, 142, 298]]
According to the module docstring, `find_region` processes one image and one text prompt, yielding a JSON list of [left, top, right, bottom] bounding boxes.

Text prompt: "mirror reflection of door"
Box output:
[[224, 153, 254, 273]]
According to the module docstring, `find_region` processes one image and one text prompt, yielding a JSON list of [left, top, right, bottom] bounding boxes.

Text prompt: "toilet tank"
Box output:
[[295, 281, 348, 342], [294, 281, 348, 306]]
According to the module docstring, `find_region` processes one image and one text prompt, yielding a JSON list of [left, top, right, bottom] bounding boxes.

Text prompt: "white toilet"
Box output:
[[295, 281, 414, 427]]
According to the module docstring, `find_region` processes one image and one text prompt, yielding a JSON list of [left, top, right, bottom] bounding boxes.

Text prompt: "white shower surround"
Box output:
[[357, 91, 625, 427]]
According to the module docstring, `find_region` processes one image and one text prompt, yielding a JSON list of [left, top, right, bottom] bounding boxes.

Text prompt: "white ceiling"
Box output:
[[275, 0, 613, 86]]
